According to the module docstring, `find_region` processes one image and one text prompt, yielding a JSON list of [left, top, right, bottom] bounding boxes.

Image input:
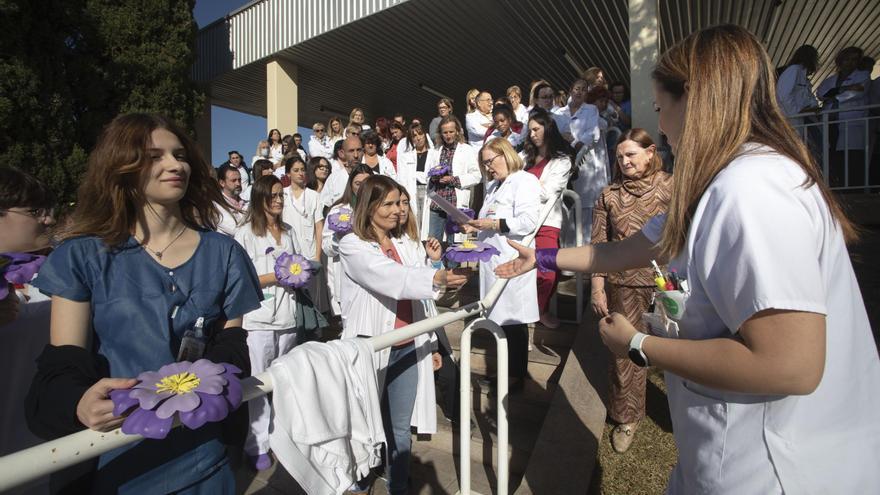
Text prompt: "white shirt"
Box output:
[[465, 111, 493, 148], [215, 197, 246, 236], [308, 135, 332, 159], [641, 145, 880, 494], [282, 186, 324, 261], [513, 103, 529, 125], [776, 64, 817, 118], [477, 170, 541, 325], [817, 70, 872, 150], [361, 155, 397, 180], [528, 155, 572, 229], [234, 222, 302, 331], [553, 103, 600, 148], [320, 160, 350, 209]]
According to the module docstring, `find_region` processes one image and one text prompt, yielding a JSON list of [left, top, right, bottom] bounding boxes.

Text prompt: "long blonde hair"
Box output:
[[653, 24, 856, 258]]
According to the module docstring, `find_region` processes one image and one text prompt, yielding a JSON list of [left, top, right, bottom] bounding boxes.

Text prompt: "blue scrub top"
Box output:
[[34, 230, 262, 493]]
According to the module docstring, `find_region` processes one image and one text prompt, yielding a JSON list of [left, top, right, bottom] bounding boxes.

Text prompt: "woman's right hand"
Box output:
[[77, 377, 138, 431], [433, 268, 470, 290], [494, 240, 536, 279], [591, 289, 609, 317]]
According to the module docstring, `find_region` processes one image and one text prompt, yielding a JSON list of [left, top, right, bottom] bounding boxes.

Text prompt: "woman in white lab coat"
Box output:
[[361, 129, 397, 179], [281, 157, 326, 312], [321, 165, 374, 316], [339, 175, 467, 495], [233, 175, 304, 471], [521, 108, 574, 329], [395, 122, 432, 235], [554, 78, 606, 233], [776, 45, 820, 125], [497, 25, 880, 494], [420, 116, 482, 241], [463, 138, 541, 390]]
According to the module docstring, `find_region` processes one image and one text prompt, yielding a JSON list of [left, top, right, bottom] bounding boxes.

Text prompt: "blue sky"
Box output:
[[192, 1, 311, 165]]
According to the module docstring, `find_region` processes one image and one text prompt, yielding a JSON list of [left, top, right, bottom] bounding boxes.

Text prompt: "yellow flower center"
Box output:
[[289, 262, 302, 275], [461, 240, 476, 249], [338, 213, 350, 222], [156, 372, 200, 395]]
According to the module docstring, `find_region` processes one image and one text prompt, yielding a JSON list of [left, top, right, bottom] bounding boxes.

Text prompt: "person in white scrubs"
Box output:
[[395, 122, 432, 233], [282, 157, 327, 313], [251, 139, 271, 166], [462, 138, 542, 391], [507, 85, 530, 127], [465, 91, 494, 147], [322, 164, 374, 316], [267, 128, 284, 165], [339, 175, 467, 495], [361, 130, 397, 179], [496, 25, 880, 494], [776, 45, 820, 125], [234, 175, 306, 471]]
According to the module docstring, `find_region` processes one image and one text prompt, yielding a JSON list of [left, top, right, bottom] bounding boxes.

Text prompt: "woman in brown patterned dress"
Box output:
[[590, 128, 672, 453]]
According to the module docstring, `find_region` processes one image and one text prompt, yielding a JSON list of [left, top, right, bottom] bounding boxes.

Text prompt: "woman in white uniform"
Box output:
[[339, 175, 467, 495], [463, 138, 542, 391], [282, 157, 326, 313], [233, 175, 305, 471], [321, 165, 374, 316], [497, 25, 880, 494], [395, 122, 432, 234], [776, 45, 820, 125]]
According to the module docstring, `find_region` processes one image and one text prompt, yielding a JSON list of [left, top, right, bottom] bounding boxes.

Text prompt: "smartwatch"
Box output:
[[628, 333, 650, 367]]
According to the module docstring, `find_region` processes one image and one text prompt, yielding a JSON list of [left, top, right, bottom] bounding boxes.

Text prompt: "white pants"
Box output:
[[245, 327, 300, 456]]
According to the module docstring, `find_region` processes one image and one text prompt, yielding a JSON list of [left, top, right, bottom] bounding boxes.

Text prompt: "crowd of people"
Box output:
[[1, 23, 879, 495]]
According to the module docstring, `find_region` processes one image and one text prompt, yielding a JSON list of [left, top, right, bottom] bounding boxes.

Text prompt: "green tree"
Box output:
[[0, 0, 204, 206]]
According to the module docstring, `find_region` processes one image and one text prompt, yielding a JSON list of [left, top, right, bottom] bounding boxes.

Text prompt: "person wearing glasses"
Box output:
[[306, 156, 331, 194], [461, 138, 541, 392], [466, 91, 494, 148], [308, 123, 332, 159], [429, 98, 453, 138]]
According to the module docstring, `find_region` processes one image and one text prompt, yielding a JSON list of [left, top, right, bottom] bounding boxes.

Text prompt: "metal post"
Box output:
[[458, 319, 508, 495], [821, 111, 830, 183]]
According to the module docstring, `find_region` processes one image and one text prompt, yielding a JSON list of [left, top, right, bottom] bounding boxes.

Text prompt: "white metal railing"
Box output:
[[0, 192, 564, 494], [790, 102, 880, 192], [550, 190, 584, 324]]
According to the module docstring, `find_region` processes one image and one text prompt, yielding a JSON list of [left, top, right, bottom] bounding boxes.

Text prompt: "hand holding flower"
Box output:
[[77, 377, 138, 431]]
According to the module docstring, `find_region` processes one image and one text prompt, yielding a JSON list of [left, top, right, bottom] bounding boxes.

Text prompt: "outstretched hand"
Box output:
[[493, 240, 536, 279]]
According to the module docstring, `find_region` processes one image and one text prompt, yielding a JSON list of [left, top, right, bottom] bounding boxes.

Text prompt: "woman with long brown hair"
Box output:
[[498, 25, 878, 493], [27, 113, 262, 493], [590, 128, 672, 453]]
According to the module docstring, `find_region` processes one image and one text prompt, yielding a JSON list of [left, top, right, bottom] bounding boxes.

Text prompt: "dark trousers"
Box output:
[[434, 352, 459, 421], [503, 324, 529, 380]]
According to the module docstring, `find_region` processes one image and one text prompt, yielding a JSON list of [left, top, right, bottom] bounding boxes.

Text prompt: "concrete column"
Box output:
[[266, 58, 298, 135], [194, 97, 213, 165], [629, 0, 660, 142]]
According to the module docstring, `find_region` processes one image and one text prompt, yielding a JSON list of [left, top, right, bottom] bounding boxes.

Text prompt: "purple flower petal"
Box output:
[[155, 391, 201, 418], [427, 164, 451, 177], [155, 361, 192, 378], [220, 365, 243, 409], [121, 407, 174, 440], [444, 208, 476, 234], [189, 359, 225, 378], [109, 389, 139, 416], [133, 371, 164, 388], [274, 252, 313, 289], [444, 241, 500, 263], [179, 392, 229, 430], [130, 387, 173, 410], [0, 253, 46, 285], [327, 208, 353, 234], [193, 374, 226, 395]]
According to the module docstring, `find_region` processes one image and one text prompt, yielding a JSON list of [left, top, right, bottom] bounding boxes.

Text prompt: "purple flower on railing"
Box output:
[[274, 252, 314, 289], [327, 208, 353, 234], [427, 163, 451, 177], [0, 252, 47, 299], [109, 359, 242, 440], [444, 208, 475, 235], [443, 240, 500, 263]]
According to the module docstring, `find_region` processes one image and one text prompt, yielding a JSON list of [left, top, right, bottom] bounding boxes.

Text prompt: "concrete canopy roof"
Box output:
[[195, 0, 880, 127]]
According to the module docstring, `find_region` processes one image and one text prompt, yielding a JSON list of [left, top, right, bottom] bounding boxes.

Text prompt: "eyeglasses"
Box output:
[[315, 128, 325, 132], [480, 155, 503, 168], [2, 207, 53, 219]]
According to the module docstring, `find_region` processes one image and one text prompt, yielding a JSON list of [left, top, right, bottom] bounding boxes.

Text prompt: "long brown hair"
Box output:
[[613, 128, 663, 181], [652, 25, 856, 258], [435, 115, 465, 148], [244, 175, 285, 237], [352, 175, 401, 244], [395, 185, 419, 240], [60, 113, 223, 246], [332, 164, 375, 209]]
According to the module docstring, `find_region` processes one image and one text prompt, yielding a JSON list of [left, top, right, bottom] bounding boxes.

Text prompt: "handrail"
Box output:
[[458, 319, 508, 495], [0, 190, 563, 493], [789, 102, 880, 119], [552, 190, 584, 324]]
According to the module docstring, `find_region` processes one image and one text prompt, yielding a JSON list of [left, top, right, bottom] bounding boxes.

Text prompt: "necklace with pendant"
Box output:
[[136, 226, 187, 260]]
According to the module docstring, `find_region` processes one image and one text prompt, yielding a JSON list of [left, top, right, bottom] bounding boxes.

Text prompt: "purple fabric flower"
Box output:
[[327, 208, 353, 234], [0, 252, 47, 299], [427, 163, 451, 177], [109, 359, 242, 440], [444, 208, 476, 235], [274, 252, 314, 289], [444, 240, 500, 263]]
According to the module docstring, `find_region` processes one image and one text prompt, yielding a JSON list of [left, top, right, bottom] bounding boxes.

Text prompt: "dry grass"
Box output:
[[590, 369, 678, 495]]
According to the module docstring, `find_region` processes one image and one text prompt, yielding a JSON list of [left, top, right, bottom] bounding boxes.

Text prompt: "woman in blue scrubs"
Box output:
[[28, 113, 262, 494]]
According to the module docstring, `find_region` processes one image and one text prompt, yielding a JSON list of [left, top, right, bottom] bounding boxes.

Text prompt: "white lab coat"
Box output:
[[641, 146, 880, 494], [215, 199, 245, 237], [283, 187, 327, 312], [395, 146, 429, 225], [322, 202, 350, 316], [776, 64, 818, 124], [817, 70, 872, 150], [465, 111, 493, 148], [338, 234, 440, 433], [477, 171, 541, 325], [530, 155, 572, 229], [419, 142, 482, 239], [269, 338, 385, 495], [513, 103, 529, 126], [307, 136, 332, 159], [320, 159, 349, 209], [553, 102, 601, 149], [362, 155, 397, 180]]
